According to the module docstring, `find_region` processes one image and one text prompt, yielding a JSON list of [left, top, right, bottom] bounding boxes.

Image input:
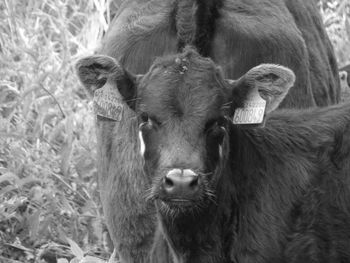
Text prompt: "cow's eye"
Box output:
[[141, 112, 149, 123], [205, 119, 217, 132], [205, 117, 226, 133], [140, 112, 161, 128]]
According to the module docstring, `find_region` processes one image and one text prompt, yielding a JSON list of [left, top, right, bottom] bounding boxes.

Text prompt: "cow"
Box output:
[[78, 48, 350, 263], [340, 64, 350, 91], [339, 64, 350, 102], [77, 0, 341, 261]]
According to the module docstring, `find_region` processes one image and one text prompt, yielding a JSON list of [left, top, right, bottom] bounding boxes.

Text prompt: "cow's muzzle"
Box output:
[[161, 169, 199, 202]]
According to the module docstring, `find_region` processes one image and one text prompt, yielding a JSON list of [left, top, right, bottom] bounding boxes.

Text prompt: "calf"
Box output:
[[84, 0, 340, 261], [77, 48, 350, 263]]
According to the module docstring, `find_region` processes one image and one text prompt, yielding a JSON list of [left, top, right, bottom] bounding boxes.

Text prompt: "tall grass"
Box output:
[[0, 0, 112, 262], [319, 0, 350, 66]]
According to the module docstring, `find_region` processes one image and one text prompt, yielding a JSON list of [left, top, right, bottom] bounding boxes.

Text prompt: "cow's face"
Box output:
[[136, 53, 230, 212], [76, 48, 295, 215]]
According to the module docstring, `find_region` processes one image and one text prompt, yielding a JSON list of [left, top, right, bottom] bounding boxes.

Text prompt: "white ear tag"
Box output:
[[232, 88, 266, 125], [93, 80, 124, 121]]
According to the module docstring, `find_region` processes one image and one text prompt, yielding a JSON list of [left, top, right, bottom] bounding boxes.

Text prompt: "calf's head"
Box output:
[[76, 48, 295, 215]]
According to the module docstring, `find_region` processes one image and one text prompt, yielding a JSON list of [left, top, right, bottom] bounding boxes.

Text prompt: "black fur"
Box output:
[[193, 0, 223, 57], [132, 50, 350, 263], [176, 0, 223, 57], [77, 0, 341, 262]]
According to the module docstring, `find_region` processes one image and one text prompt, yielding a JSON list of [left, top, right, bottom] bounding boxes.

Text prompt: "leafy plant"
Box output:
[[319, 0, 350, 66], [0, 0, 112, 262]]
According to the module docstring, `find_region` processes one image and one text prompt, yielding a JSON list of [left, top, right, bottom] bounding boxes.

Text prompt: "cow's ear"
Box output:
[[75, 55, 138, 108], [229, 64, 295, 115]]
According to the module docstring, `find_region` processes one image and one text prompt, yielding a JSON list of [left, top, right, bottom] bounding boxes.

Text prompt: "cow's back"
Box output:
[[100, 0, 340, 107], [99, 0, 177, 73], [213, 0, 339, 108], [284, 0, 340, 106]]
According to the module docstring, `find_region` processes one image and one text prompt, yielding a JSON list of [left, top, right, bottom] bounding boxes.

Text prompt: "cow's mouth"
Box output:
[[156, 198, 196, 213], [161, 198, 193, 206], [155, 194, 215, 217], [149, 176, 217, 214]]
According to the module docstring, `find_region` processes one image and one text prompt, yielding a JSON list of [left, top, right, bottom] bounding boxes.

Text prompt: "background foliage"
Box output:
[[319, 0, 350, 66], [0, 0, 350, 262]]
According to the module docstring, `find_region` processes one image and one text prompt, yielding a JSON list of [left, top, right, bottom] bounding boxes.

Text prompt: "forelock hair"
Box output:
[[144, 47, 228, 91]]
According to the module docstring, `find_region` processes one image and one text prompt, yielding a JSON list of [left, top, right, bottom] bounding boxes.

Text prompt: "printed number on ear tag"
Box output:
[[232, 89, 266, 125], [93, 81, 124, 121]]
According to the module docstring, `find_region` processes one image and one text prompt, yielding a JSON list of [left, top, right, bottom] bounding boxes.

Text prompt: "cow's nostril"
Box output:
[[189, 176, 199, 188], [164, 177, 174, 188]]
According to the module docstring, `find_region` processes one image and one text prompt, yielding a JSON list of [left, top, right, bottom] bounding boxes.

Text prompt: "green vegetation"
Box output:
[[0, 0, 349, 262], [0, 0, 111, 262], [320, 0, 350, 66]]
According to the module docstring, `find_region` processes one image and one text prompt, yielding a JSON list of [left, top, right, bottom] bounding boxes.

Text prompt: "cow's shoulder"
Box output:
[[213, 0, 303, 79], [284, 0, 340, 105], [212, 1, 313, 107], [100, 0, 177, 74], [212, 0, 339, 107]]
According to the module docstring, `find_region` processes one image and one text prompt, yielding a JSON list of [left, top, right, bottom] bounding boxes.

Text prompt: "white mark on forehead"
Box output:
[[139, 130, 145, 157], [219, 145, 223, 159], [219, 127, 226, 159]]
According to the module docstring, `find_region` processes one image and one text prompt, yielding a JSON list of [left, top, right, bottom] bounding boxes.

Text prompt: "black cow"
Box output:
[[101, 0, 339, 107], [78, 0, 340, 261], [77, 48, 350, 263]]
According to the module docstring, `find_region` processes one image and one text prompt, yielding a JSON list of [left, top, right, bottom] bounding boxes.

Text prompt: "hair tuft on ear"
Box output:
[[244, 64, 295, 89], [75, 55, 125, 97], [226, 64, 295, 117]]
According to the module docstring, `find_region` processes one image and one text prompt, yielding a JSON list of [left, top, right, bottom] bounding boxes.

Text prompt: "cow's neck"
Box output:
[[228, 126, 266, 198], [158, 189, 236, 263], [227, 123, 314, 261]]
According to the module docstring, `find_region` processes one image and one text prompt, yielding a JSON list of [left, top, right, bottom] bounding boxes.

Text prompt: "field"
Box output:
[[0, 0, 350, 262]]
